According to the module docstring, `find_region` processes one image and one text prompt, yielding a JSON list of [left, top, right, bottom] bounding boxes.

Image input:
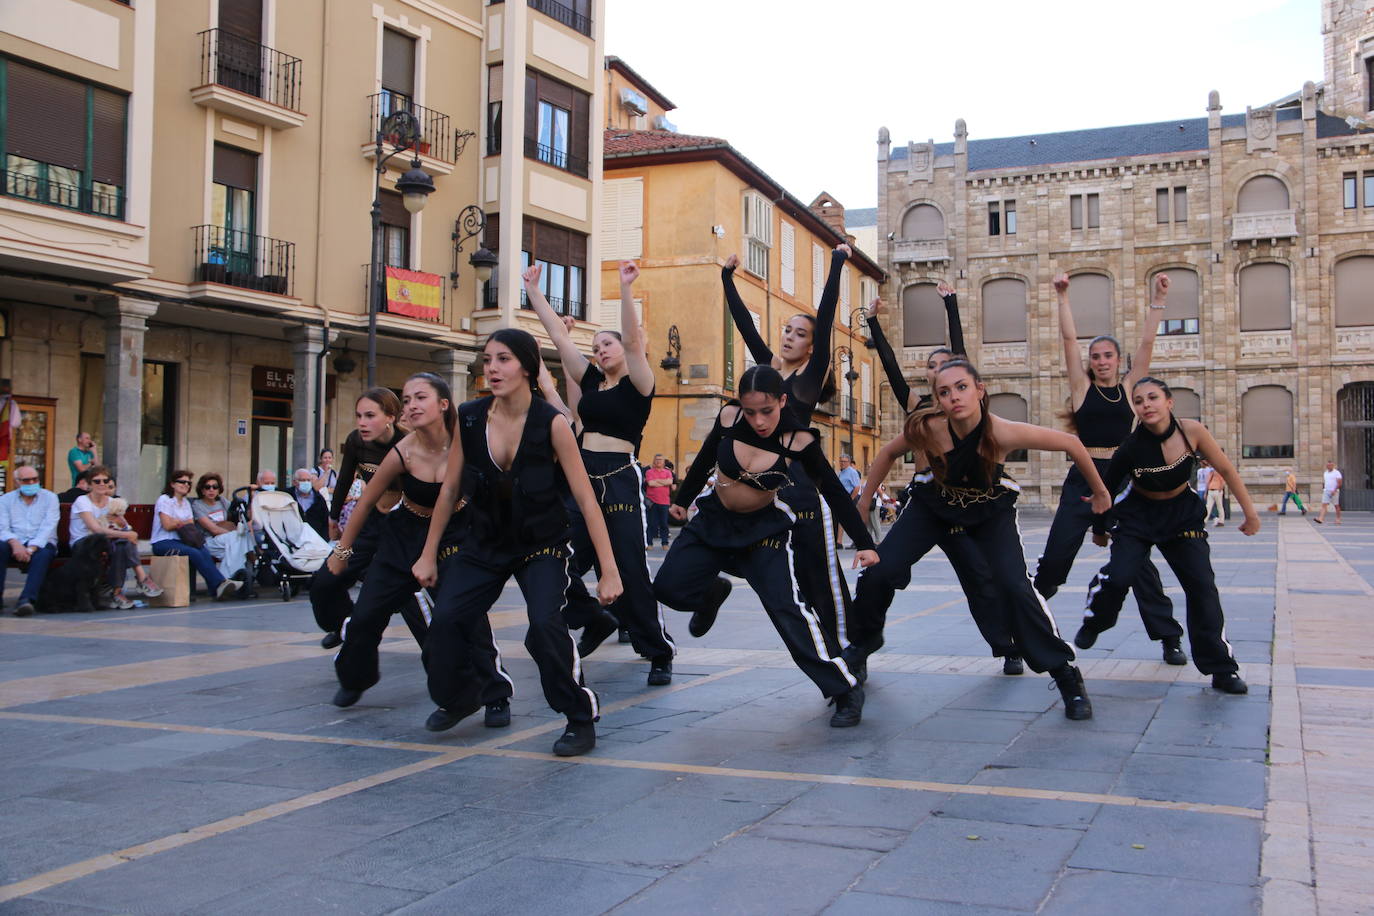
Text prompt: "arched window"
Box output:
[[901, 204, 945, 240], [1069, 273, 1112, 339], [1335, 256, 1374, 327], [1170, 387, 1201, 420], [1241, 386, 1294, 459], [902, 283, 946, 348], [982, 278, 1028, 343], [1237, 175, 1290, 212], [1151, 267, 1200, 335], [989, 393, 1028, 461], [1239, 262, 1291, 331]]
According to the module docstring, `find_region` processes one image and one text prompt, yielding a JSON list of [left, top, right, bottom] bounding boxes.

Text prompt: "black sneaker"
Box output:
[[841, 645, 869, 685], [1211, 673, 1249, 694], [689, 576, 732, 638], [1051, 664, 1093, 720], [552, 721, 596, 756], [15, 600, 35, 618], [425, 699, 481, 732], [320, 631, 342, 650], [1162, 638, 1188, 666], [484, 699, 511, 728], [829, 686, 864, 727], [1073, 625, 1098, 650], [647, 655, 672, 686], [577, 608, 620, 658], [332, 687, 363, 708], [617, 627, 633, 644], [1002, 654, 1024, 676]]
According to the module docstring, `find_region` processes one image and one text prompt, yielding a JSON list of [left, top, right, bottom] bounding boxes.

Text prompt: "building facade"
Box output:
[[876, 1, 1374, 509], [0, 0, 605, 501]]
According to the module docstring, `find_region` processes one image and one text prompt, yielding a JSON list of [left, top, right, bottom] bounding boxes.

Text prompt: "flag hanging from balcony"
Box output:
[[384, 267, 441, 321]]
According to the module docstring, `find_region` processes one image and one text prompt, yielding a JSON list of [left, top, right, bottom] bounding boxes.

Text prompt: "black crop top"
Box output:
[[1102, 416, 1196, 496], [392, 442, 443, 508], [577, 364, 653, 452], [1074, 383, 1134, 449], [330, 428, 401, 520], [673, 404, 877, 552]]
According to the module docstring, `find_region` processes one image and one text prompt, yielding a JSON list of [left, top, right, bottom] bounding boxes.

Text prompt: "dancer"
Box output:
[[865, 290, 1022, 674], [723, 245, 854, 645], [414, 329, 621, 756], [849, 360, 1109, 720], [522, 261, 675, 686], [310, 389, 426, 651], [1079, 377, 1255, 694], [655, 365, 877, 726], [1032, 272, 1187, 665], [328, 373, 509, 723]]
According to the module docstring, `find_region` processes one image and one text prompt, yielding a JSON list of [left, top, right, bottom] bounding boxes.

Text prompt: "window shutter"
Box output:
[[901, 204, 945, 239], [1237, 176, 1290, 212], [780, 222, 795, 295], [6, 62, 86, 170], [902, 283, 946, 347], [378, 189, 410, 228], [1171, 388, 1202, 420], [1086, 193, 1101, 228], [484, 211, 500, 251], [91, 88, 127, 186], [1242, 386, 1293, 449], [982, 278, 1028, 343], [1156, 268, 1200, 321], [600, 177, 642, 261], [524, 71, 539, 143], [1239, 262, 1291, 331], [743, 311, 761, 368], [570, 89, 590, 164], [812, 244, 824, 308], [1335, 256, 1374, 327], [861, 362, 871, 405], [840, 263, 852, 323], [218, 0, 262, 41], [382, 29, 416, 96], [1070, 273, 1112, 338], [213, 143, 258, 191], [1156, 188, 1170, 224]]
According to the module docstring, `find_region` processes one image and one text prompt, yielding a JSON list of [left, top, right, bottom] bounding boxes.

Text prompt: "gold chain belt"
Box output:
[[1084, 446, 1117, 459]]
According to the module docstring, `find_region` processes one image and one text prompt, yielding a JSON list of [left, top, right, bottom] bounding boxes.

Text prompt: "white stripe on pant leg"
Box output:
[[780, 525, 857, 689], [556, 546, 598, 720], [626, 458, 676, 654], [1009, 508, 1070, 650], [816, 497, 848, 644]]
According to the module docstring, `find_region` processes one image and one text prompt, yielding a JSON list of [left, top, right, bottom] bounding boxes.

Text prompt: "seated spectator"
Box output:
[[192, 472, 255, 579], [292, 468, 330, 541], [0, 462, 59, 617], [249, 468, 278, 533], [58, 469, 93, 505], [151, 469, 240, 601], [313, 449, 339, 499], [70, 466, 162, 608]]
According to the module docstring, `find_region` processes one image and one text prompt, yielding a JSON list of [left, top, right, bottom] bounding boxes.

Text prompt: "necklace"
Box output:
[[1094, 383, 1123, 404]]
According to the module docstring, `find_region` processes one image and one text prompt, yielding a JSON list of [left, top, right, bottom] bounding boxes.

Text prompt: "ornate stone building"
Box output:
[[875, 0, 1374, 509]]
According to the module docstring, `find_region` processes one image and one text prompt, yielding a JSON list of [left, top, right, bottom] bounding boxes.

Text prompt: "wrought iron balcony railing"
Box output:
[[524, 137, 589, 178], [198, 28, 302, 112], [369, 93, 456, 164], [3, 165, 123, 220], [527, 0, 592, 36], [194, 225, 295, 295]]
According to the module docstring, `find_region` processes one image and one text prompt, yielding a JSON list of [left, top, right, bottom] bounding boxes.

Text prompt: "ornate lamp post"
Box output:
[[834, 345, 860, 454]]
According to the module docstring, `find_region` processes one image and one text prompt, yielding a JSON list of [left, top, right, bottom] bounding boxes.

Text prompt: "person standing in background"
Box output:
[[644, 453, 673, 549], [1280, 468, 1306, 516], [67, 432, 96, 487], [1315, 461, 1343, 525], [1205, 461, 1227, 527], [836, 454, 862, 548]]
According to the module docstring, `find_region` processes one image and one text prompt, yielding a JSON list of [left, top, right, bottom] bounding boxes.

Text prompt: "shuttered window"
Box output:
[[902, 283, 946, 348], [1153, 268, 1200, 335], [6, 61, 86, 170], [1239, 262, 1291, 331], [1171, 388, 1202, 420], [812, 244, 824, 308], [1237, 175, 1289, 212], [599, 177, 643, 261], [1241, 386, 1294, 459], [525, 69, 590, 175], [1335, 256, 1374, 327], [982, 278, 1028, 343], [382, 29, 416, 98], [989, 394, 1028, 461], [901, 204, 944, 239], [218, 0, 262, 41], [1070, 273, 1112, 338], [522, 217, 588, 319], [213, 144, 257, 191], [779, 221, 795, 296], [839, 263, 852, 324], [379, 190, 410, 269]]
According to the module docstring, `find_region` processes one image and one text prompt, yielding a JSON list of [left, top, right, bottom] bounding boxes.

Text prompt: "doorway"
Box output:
[[1337, 382, 1374, 511]]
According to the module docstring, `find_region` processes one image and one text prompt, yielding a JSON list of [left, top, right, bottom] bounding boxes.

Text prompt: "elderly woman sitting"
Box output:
[[191, 472, 255, 581]]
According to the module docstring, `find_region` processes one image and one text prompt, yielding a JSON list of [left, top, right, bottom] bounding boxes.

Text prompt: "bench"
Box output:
[[6, 502, 155, 571]]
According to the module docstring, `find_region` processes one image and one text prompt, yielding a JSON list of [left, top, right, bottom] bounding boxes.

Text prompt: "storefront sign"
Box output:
[[252, 366, 294, 394]]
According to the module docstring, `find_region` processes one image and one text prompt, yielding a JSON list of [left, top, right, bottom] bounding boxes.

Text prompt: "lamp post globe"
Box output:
[[396, 162, 435, 213]]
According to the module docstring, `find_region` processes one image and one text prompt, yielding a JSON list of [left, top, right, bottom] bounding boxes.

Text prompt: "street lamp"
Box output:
[[834, 345, 860, 455], [661, 324, 682, 372], [451, 204, 498, 290], [850, 305, 876, 349], [367, 108, 434, 387]]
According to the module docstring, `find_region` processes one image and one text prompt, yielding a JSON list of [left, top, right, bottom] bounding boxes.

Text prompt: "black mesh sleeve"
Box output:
[[673, 415, 726, 509], [943, 292, 966, 357], [867, 314, 911, 413], [723, 265, 773, 365]]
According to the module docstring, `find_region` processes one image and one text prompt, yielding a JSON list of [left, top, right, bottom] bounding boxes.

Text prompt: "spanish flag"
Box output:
[[384, 267, 441, 321]]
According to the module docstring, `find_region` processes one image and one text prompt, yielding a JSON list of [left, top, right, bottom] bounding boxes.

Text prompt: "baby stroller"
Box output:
[[251, 490, 332, 601]]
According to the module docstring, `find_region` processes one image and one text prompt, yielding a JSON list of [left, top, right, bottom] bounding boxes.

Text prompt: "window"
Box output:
[[1367, 55, 1374, 112], [486, 65, 502, 155], [839, 263, 852, 324], [525, 70, 590, 177], [2, 58, 127, 219], [1070, 193, 1100, 229], [1237, 175, 1289, 212], [379, 190, 410, 269], [1171, 388, 1202, 421], [987, 201, 1001, 236], [1366, 173, 1374, 208], [1069, 273, 1112, 338], [1335, 256, 1374, 327], [902, 283, 946, 348], [1157, 188, 1171, 223], [812, 243, 825, 308], [600, 177, 643, 261], [380, 28, 416, 115], [1157, 187, 1188, 223], [985, 199, 1017, 235], [1153, 268, 1200, 335], [982, 278, 1028, 343], [521, 218, 587, 319], [988, 394, 1028, 461], [1241, 386, 1294, 459], [1238, 262, 1291, 331], [1175, 187, 1188, 221], [741, 192, 772, 280], [210, 144, 258, 273], [1005, 200, 1017, 235], [1345, 173, 1358, 210], [780, 222, 795, 296], [900, 203, 944, 239]]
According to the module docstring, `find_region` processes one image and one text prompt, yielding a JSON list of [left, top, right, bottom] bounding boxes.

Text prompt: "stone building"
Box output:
[[0, 0, 606, 500], [875, 0, 1374, 509]]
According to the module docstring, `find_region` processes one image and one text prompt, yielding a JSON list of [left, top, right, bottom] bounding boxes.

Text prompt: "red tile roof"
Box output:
[[604, 129, 728, 155]]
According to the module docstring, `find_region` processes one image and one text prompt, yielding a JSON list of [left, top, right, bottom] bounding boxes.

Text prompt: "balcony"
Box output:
[[361, 93, 457, 176], [524, 137, 589, 179], [528, 0, 592, 37], [862, 402, 876, 428], [4, 163, 123, 221], [361, 264, 460, 331], [891, 237, 950, 264], [1231, 209, 1298, 243], [191, 29, 305, 130], [192, 225, 295, 299]]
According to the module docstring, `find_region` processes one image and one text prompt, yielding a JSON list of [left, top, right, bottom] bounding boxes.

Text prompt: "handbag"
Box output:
[[177, 521, 207, 549], [148, 555, 191, 607]]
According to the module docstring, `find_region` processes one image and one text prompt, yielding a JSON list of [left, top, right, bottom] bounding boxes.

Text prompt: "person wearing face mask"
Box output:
[[0, 462, 59, 617], [291, 468, 330, 541]]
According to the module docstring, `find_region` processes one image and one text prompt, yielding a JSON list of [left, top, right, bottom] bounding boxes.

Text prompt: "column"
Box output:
[[429, 347, 471, 405], [287, 325, 326, 474], [96, 296, 157, 493]]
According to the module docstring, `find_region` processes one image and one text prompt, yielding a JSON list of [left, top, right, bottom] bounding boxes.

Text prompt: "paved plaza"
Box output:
[[1, 513, 1371, 914]]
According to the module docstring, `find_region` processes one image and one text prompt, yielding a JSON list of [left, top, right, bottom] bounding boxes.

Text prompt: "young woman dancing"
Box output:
[[722, 244, 853, 645], [413, 329, 622, 756], [655, 365, 877, 726], [1079, 377, 1254, 693], [522, 261, 676, 687], [864, 289, 1022, 674], [328, 374, 509, 723], [1032, 272, 1187, 666], [310, 389, 428, 650], [849, 360, 1110, 720]]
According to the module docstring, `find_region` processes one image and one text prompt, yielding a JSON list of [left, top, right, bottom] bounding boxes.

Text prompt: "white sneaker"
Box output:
[[113, 594, 136, 610], [141, 581, 164, 598], [215, 579, 241, 601]]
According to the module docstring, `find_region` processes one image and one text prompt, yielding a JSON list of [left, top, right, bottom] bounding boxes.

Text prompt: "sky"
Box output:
[[603, 0, 1325, 210]]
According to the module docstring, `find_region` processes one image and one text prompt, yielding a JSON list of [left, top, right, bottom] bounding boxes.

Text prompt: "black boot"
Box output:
[[1002, 654, 1024, 676], [332, 687, 363, 708], [577, 608, 620, 658], [829, 685, 864, 727], [425, 697, 481, 732], [841, 644, 869, 685], [689, 576, 732, 638], [1073, 625, 1098, 650], [1051, 664, 1093, 720], [484, 699, 511, 728], [552, 721, 596, 756], [647, 654, 672, 686], [1162, 637, 1188, 666], [617, 627, 633, 644], [1211, 672, 1249, 694], [320, 631, 342, 650]]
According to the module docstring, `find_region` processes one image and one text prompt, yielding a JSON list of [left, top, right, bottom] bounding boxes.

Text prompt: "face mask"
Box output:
[[260, 483, 276, 492], [296, 481, 313, 494], [19, 483, 40, 497]]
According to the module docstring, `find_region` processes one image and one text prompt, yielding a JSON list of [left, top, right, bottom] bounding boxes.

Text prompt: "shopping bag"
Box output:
[[147, 555, 191, 607]]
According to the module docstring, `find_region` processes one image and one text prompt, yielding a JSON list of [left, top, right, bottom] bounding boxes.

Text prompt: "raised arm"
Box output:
[[617, 261, 655, 396], [937, 280, 967, 357], [523, 263, 591, 385], [803, 244, 849, 379], [995, 418, 1111, 514], [1053, 273, 1090, 403], [722, 254, 773, 365], [553, 418, 623, 605], [866, 297, 915, 413], [1125, 273, 1168, 387], [327, 447, 404, 575], [1184, 419, 1260, 535]]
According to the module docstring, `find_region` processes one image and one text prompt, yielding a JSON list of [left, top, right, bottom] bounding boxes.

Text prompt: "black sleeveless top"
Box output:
[[577, 364, 653, 452], [1104, 416, 1197, 496], [1074, 383, 1134, 448], [714, 416, 792, 492], [457, 396, 569, 554], [910, 414, 1017, 522], [391, 442, 443, 508], [330, 428, 400, 520]]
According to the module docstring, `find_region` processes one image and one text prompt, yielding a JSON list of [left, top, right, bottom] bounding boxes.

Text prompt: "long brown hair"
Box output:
[[902, 359, 1002, 485]]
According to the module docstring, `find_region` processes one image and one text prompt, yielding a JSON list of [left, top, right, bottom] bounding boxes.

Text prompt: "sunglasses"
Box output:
[[91, 477, 112, 484], [201, 483, 221, 491], [174, 479, 193, 485]]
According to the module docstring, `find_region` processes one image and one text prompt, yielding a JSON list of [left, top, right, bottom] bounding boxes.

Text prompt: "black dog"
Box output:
[[37, 535, 111, 613]]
